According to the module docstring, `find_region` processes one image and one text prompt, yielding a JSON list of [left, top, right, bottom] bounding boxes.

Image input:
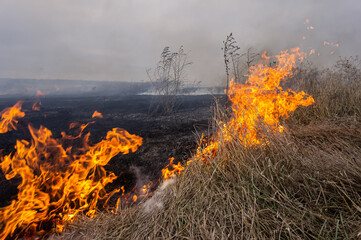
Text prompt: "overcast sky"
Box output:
[[0, 0, 360, 86]]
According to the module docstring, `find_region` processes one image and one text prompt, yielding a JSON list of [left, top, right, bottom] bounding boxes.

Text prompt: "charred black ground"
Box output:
[[0, 95, 218, 208]]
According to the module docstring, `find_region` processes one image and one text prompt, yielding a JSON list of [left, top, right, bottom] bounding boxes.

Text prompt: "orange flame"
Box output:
[[31, 90, 46, 111], [131, 184, 152, 202], [114, 183, 153, 211], [261, 51, 270, 60], [0, 123, 142, 239], [161, 157, 185, 180], [62, 121, 95, 141], [32, 101, 42, 111], [227, 48, 314, 143], [0, 101, 25, 134], [92, 110, 103, 119], [195, 48, 314, 162], [36, 90, 46, 96], [309, 49, 315, 55]]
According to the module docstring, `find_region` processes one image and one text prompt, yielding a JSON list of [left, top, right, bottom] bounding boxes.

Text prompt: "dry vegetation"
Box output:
[[51, 58, 361, 240]]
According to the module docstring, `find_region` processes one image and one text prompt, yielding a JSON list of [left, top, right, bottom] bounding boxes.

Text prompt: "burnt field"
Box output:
[[0, 94, 217, 208]]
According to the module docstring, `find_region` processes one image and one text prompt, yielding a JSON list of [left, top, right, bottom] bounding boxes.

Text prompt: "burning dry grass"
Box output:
[[51, 118, 361, 239], [51, 64, 361, 239]]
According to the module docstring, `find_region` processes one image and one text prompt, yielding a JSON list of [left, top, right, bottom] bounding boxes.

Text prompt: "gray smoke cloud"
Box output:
[[0, 0, 360, 86]]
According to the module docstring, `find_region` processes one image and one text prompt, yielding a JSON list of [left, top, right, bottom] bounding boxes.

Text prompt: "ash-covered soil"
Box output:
[[0, 95, 220, 207]]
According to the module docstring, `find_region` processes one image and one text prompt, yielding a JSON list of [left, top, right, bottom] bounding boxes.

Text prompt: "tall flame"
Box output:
[[196, 48, 314, 161], [0, 101, 25, 134], [0, 123, 142, 239], [227, 48, 314, 143]]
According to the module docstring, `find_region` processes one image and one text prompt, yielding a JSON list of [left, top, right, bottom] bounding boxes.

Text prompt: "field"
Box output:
[[0, 95, 215, 210], [1, 56, 361, 240], [47, 57, 361, 239], [1, 1, 361, 239]]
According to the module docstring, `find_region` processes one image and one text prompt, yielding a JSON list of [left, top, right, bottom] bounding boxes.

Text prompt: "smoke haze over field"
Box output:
[[0, 0, 360, 86]]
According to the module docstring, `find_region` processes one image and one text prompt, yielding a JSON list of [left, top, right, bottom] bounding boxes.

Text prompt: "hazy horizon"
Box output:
[[1, 0, 360, 86]]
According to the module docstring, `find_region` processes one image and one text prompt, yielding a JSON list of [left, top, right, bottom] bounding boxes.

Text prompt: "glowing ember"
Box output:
[[0, 122, 142, 239], [113, 183, 153, 212], [0, 101, 25, 134], [92, 110, 103, 119], [125, 184, 152, 203], [309, 49, 315, 55], [324, 40, 339, 47], [140, 184, 151, 195]]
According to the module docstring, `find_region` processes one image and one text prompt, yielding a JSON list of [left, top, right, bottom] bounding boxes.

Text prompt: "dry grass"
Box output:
[[289, 57, 361, 123], [50, 59, 361, 240]]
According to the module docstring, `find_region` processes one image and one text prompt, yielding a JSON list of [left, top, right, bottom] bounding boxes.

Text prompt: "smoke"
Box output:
[[129, 165, 150, 192], [143, 178, 176, 213], [0, 0, 360, 86]]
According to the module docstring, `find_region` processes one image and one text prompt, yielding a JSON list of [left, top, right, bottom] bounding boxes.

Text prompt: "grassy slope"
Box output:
[[52, 59, 361, 240]]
